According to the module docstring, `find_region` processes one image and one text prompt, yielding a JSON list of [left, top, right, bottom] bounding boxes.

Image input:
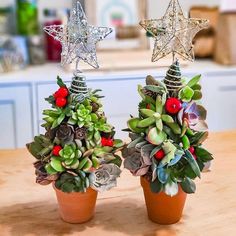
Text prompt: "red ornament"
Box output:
[[165, 98, 182, 115], [146, 104, 151, 109], [189, 146, 195, 154], [106, 139, 114, 147], [56, 97, 67, 107], [101, 137, 114, 147], [57, 87, 69, 98], [52, 145, 62, 156], [154, 149, 165, 160], [101, 137, 108, 146]]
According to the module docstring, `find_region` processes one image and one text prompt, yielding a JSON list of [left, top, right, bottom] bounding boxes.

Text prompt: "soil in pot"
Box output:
[[53, 184, 98, 224], [141, 177, 187, 225]]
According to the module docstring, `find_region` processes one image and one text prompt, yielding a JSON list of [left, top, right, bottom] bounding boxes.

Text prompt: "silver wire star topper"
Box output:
[[140, 0, 209, 62], [44, 0, 112, 73]]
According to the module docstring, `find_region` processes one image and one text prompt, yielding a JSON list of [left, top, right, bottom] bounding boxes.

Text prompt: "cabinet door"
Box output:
[[201, 73, 236, 131], [87, 77, 144, 138], [0, 84, 33, 149]]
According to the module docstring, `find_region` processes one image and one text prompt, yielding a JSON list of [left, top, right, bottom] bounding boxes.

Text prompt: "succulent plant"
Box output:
[[89, 164, 122, 192], [27, 76, 124, 193], [123, 146, 152, 176], [34, 161, 59, 185], [26, 135, 54, 160], [178, 102, 208, 132], [56, 124, 74, 144], [123, 62, 213, 196], [75, 127, 88, 140], [178, 75, 203, 102]]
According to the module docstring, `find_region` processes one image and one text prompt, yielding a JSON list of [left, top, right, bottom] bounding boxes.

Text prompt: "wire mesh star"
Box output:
[[140, 0, 209, 62], [44, 0, 112, 71]]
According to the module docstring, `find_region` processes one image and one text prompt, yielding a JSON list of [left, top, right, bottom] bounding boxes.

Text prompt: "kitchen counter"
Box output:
[[1, 50, 236, 84], [0, 131, 236, 236]]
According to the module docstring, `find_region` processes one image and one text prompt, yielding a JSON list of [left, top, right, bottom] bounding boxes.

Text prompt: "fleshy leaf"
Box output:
[[192, 90, 202, 100], [137, 117, 156, 128], [156, 119, 163, 131], [180, 177, 196, 194], [166, 123, 181, 135], [187, 74, 201, 88], [127, 118, 145, 133], [161, 114, 174, 123], [147, 128, 167, 146], [185, 150, 201, 178], [164, 182, 179, 197], [179, 86, 194, 102], [50, 159, 65, 172], [168, 154, 183, 166], [156, 95, 163, 114], [157, 168, 169, 184], [140, 109, 155, 117]]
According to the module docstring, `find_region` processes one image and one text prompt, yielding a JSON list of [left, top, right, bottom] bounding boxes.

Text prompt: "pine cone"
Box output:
[[91, 101, 99, 112], [163, 60, 183, 96], [70, 75, 88, 96], [75, 127, 88, 140]]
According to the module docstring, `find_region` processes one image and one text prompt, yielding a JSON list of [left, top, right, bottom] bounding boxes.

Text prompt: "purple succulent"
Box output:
[[123, 145, 152, 176], [178, 102, 208, 132]]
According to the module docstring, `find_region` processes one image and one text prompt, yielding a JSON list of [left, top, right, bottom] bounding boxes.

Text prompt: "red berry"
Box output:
[[106, 139, 114, 147], [189, 146, 195, 154], [101, 137, 108, 146], [56, 97, 67, 107], [57, 87, 69, 98], [53, 91, 60, 99], [165, 98, 182, 115], [155, 149, 165, 160], [146, 104, 151, 109], [52, 145, 62, 156]]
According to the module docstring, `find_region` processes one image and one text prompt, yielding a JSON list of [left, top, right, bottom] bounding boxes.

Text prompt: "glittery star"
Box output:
[[44, 0, 112, 70], [140, 0, 209, 62]]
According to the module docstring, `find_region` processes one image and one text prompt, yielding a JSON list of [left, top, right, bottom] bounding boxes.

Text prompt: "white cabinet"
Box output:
[[1, 63, 236, 149], [202, 72, 236, 131], [0, 84, 33, 149]]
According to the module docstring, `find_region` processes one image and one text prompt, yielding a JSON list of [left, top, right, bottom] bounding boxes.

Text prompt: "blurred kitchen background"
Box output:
[[0, 0, 236, 149]]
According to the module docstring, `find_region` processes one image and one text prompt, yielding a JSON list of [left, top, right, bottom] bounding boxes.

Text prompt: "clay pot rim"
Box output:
[[52, 182, 97, 196], [140, 176, 184, 193]]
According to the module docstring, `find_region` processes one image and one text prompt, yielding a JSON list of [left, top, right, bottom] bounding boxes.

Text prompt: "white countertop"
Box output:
[[1, 59, 236, 84]]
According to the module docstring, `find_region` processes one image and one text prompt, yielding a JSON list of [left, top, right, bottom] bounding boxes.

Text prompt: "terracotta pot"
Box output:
[[141, 177, 187, 225], [53, 184, 98, 224]]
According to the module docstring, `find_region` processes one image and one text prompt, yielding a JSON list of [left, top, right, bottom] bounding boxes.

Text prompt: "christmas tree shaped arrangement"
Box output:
[[122, 0, 213, 225], [27, 0, 123, 224]]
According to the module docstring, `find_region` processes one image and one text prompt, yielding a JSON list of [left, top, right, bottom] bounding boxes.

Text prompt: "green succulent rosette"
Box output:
[[27, 76, 123, 193], [123, 61, 213, 197]]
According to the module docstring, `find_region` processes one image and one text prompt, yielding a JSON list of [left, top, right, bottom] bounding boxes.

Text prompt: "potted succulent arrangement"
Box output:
[[122, 61, 213, 224], [27, 0, 123, 224], [27, 76, 123, 223], [122, 0, 213, 225]]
